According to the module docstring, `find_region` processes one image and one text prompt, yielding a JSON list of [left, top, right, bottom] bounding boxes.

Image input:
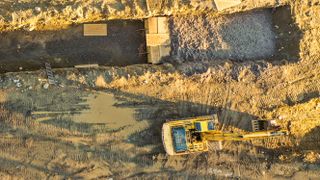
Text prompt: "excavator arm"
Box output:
[[202, 130, 288, 142]]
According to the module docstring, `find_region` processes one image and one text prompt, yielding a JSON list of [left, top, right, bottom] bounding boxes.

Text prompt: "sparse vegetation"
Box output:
[[0, 90, 6, 103], [0, 0, 319, 179]]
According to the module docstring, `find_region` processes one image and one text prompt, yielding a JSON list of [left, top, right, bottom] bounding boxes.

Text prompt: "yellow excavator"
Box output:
[[162, 114, 288, 155]]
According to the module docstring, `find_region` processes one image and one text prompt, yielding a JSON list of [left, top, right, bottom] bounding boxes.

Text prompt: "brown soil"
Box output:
[[0, 0, 320, 179], [0, 20, 146, 73]]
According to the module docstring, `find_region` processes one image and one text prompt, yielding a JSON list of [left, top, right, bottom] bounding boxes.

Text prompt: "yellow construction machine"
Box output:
[[162, 115, 288, 155]]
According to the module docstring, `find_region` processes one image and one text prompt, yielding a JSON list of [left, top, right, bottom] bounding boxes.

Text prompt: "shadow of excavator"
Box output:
[[1, 88, 319, 178]]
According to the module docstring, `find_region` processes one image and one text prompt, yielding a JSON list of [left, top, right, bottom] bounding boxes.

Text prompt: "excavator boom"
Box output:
[[202, 130, 288, 141]]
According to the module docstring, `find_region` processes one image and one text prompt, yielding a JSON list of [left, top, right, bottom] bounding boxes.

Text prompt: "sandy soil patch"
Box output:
[[171, 9, 276, 61]]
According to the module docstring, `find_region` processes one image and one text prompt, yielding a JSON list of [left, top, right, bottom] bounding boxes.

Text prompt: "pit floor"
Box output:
[[170, 6, 301, 62], [0, 6, 301, 73], [0, 20, 147, 73]]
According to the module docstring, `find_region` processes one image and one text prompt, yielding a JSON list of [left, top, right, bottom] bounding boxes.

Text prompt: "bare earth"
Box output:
[[0, 0, 320, 179], [171, 9, 276, 61]]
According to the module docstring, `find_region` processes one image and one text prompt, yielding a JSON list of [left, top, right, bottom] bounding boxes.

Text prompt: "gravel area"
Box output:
[[171, 9, 276, 61]]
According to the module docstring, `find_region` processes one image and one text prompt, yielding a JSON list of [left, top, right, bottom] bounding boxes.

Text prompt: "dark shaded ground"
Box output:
[[271, 6, 302, 61], [0, 20, 147, 73]]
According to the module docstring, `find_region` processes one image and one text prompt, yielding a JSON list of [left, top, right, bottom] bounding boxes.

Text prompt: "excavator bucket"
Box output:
[[251, 119, 281, 132], [251, 120, 268, 132]]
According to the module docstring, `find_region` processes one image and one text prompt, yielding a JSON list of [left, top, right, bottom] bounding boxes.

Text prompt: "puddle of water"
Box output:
[[9, 89, 150, 136], [72, 92, 139, 130]]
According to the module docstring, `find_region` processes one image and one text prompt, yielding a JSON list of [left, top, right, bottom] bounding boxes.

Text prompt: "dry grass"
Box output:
[[0, 90, 6, 103], [95, 75, 107, 88], [0, 90, 26, 126], [0, 107, 25, 126], [303, 152, 320, 163], [0, 0, 318, 179]]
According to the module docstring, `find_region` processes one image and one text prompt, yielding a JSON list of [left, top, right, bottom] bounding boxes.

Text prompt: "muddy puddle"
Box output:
[[72, 92, 143, 130], [21, 90, 151, 135]]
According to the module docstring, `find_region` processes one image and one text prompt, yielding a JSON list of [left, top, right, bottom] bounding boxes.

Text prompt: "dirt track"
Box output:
[[0, 0, 320, 179]]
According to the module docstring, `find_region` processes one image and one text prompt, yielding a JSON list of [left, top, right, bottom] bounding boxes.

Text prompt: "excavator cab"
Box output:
[[162, 115, 288, 155], [162, 115, 219, 155]]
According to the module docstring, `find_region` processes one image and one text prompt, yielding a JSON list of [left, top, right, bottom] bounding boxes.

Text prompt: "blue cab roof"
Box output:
[[172, 127, 188, 152]]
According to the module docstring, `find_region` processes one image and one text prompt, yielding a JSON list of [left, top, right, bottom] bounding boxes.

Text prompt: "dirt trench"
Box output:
[[0, 20, 147, 73], [0, 6, 301, 73]]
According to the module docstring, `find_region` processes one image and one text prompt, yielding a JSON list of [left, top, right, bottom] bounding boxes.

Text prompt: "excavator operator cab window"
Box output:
[[195, 120, 215, 132], [172, 127, 188, 152], [208, 121, 214, 130]]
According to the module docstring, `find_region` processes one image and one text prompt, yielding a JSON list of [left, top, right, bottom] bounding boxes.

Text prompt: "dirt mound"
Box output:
[[0, 0, 286, 32]]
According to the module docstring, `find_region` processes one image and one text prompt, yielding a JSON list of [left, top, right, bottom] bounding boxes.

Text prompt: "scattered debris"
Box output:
[[16, 82, 22, 88], [43, 83, 49, 89], [0, 1, 319, 180], [45, 63, 56, 85], [74, 64, 99, 68], [34, 7, 42, 12]]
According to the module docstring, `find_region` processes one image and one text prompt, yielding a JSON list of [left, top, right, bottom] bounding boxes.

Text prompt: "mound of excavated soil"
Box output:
[[171, 9, 276, 61]]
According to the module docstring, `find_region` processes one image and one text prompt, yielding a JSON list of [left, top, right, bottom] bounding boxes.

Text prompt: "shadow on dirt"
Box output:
[[4, 87, 90, 114], [2, 87, 259, 152], [1, 90, 320, 178], [272, 6, 302, 61], [107, 89, 258, 153], [284, 90, 320, 106], [0, 20, 147, 73], [0, 157, 82, 179], [299, 126, 320, 151]]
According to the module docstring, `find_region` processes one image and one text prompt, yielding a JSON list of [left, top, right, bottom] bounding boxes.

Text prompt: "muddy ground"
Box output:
[[0, 20, 146, 73], [0, 0, 320, 179]]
